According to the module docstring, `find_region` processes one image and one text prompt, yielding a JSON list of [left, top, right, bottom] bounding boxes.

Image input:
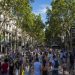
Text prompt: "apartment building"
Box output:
[[0, 14, 22, 53]]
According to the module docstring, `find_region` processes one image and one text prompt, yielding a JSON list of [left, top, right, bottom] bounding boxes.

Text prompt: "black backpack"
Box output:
[[54, 60, 59, 68]]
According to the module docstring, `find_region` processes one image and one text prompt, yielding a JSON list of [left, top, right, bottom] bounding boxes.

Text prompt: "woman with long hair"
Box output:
[[42, 59, 48, 75]]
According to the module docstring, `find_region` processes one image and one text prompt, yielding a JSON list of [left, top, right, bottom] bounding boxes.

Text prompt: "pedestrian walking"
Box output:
[[1, 58, 9, 75], [52, 55, 59, 75], [69, 52, 74, 75], [21, 64, 25, 75], [9, 61, 14, 75], [15, 60, 20, 75], [33, 58, 42, 75], [42, 59, 48, 75], [0, 59, 1, 75], [25, 63, 30, 75]]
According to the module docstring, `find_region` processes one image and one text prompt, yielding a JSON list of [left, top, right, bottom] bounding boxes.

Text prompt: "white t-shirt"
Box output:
[[25, 66, 30, 72]]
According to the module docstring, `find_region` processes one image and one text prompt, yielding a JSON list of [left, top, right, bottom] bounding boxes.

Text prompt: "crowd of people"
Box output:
[[0, 47, 75, 75]]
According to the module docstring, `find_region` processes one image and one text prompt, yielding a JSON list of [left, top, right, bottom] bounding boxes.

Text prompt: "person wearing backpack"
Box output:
[[52, 55, 59, 75]]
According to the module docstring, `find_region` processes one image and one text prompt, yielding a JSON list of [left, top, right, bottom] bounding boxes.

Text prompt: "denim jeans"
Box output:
[[52, 70, 59, 75], [15, 69, 19, 75], [25, 72, 30, 75], [2, 72, 9, 75]]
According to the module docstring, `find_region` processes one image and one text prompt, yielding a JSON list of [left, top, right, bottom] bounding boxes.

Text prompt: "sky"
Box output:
[[32, 0, 52, 23]]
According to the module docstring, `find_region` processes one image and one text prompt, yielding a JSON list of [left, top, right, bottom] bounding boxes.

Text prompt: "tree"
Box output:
[[0, 0, 45, 48], [33, 15, 45, 43], [46, 0, 75, 46], [0, 0, 34, 49]]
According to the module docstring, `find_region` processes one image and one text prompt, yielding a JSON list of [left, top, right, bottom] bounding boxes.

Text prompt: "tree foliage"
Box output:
[[46, 0, 75, 45], [0, 0, 45, 44]]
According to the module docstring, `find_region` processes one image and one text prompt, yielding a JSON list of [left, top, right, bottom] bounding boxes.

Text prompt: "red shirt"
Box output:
[[2, 63, 8, 73]]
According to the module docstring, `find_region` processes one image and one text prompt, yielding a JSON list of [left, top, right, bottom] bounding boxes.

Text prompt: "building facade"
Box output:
[[0, 14, 22, 53]]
